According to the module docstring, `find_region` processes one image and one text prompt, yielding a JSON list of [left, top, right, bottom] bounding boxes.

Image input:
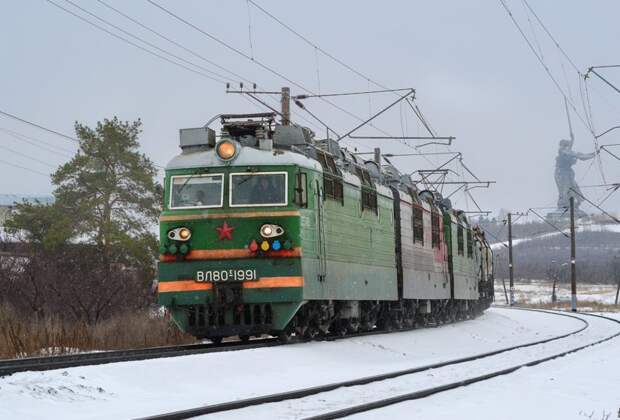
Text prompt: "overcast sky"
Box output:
[[1, 0, 619, 218]]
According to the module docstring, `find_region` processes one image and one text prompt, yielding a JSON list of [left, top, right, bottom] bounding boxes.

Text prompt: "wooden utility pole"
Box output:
[[570, 196, 577, 312], [508, 212, 514, 306], [281, 87, 290, 126]]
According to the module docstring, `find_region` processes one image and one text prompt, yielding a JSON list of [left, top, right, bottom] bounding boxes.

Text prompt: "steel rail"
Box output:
[[0, 338, 280, 377], [135, 309, 589, 420], [304, 309, 620, 420], [0, 308, 490, 378]]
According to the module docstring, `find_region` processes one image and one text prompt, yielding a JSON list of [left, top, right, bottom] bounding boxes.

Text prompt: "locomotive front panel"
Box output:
[[157, 160, 309, 340]]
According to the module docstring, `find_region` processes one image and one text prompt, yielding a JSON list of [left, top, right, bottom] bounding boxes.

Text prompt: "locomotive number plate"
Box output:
[[196, 269, 258, 283]]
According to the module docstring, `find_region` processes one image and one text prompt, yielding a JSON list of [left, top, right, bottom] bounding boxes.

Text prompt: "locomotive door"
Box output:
[[315, 180, 327, 281]]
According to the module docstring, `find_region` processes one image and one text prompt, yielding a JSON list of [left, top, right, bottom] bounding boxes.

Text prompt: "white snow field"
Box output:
[[0, 308, 617, 420]]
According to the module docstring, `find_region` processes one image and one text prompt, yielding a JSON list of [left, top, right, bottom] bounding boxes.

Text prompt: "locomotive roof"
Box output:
[[166, 145, 323, 172]]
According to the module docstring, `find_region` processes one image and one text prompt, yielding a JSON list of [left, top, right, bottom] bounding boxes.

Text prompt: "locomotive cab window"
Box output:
[[466, 229, 473, 258], [230, 172, 288, 207], [457, 225, 464, 256], [317, 150, 343, 204], [169, 174, 224, 209], [412, 206, 424, 245]]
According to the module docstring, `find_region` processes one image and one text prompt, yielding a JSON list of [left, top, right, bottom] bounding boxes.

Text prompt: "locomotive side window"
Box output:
[[169, 174, 223, 209], [466, 229, 473, 258], [356, 166, 377, 214], [431, 211, 441, 249], [317, 151, 343, 204], [412, 206, 424, 245], [230, 172, 287, 207], [457, 225, 464, 256], [294, 171, 308, 208]]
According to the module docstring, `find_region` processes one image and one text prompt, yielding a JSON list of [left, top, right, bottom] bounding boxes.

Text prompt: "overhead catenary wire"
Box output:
[[498, 0, 607, 184], [147, 0, 415, 141], [0, 145, 57, 168], [48, 0, 326, 166], [0, 128, 74, 157], [91, 1, 330, 138], [146, 0, 468, 180], [0, 109, 78, 143], [247, 0, 443, 138], [58, 0, 231, 84], [45, 0, 228, 86]]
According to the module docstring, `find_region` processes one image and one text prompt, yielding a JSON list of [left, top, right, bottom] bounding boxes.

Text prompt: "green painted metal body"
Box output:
[[158, 162, 397, 337], [443, 211, 480, 300]]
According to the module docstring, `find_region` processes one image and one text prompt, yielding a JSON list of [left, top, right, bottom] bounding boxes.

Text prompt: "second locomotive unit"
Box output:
[[158, 111, 493, 342]]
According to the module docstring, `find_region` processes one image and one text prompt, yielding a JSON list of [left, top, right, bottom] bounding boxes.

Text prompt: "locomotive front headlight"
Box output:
[[168, 227, 192, 241], [216, 140, 238, 161], [179, 227, 191, 240], [260, 224, 284, 238]]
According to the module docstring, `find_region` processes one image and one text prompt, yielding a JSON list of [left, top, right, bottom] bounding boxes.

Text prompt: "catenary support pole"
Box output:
[[570, 196, 577, 312], [374, 148, 381, 165], [508, 212, 514, 306]]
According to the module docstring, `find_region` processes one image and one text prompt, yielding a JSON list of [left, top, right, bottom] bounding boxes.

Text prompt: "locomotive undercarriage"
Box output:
[[178, 280, 493, 343], [277, 296, 493, 342]]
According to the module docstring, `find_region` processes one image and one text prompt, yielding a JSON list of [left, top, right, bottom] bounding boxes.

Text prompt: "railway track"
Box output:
[[136, 308, 614, 420], [0, 338, 280, 378], [0, 308, 490, 378]]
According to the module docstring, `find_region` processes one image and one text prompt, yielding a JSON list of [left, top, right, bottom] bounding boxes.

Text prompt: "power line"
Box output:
[[60, 0, 232, 84], [521, 0, 581, 74], [45, 0, 227, 85], [0, 128, 74, 157], [147, 0, 418, 141], [92, 0, 325, 137], [0, 159, 49, 177], [497, 0, 590, 131], [246, 0, 438, 136], [95, 0, 248, 84], [498, 0, 607, 184], [0, 144, 57, 168], [0, 109, 78, 143]]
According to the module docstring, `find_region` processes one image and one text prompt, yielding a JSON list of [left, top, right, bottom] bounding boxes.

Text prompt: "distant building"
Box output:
[[0, 194, 54, 226]]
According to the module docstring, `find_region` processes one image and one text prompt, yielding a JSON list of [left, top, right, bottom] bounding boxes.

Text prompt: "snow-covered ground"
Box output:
[[356, 313, 620, 420], [494, 279, 619, 306], [2, 308, 617, 420]]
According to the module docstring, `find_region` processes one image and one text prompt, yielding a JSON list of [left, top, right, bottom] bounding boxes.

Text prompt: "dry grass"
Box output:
[[518, 300, 620, 312], [0, 304, 195, 359]]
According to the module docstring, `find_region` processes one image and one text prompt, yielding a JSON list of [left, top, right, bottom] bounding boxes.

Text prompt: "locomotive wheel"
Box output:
[[347, 319, 360, 334], [210, 337, 223, 345], [277, 330, 293, 343], [304, 325, 320, 340], [239, 335, 250, 343]]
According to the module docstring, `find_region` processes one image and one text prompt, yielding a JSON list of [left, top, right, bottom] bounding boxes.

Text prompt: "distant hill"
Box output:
[[491, 225, 620, 285]]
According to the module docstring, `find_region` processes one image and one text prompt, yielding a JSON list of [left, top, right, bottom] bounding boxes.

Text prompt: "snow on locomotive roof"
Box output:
[[166, 145, 322, 172]]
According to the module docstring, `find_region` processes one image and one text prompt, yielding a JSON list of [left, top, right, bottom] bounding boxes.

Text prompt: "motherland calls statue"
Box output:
[[554, 137, 595, 214]]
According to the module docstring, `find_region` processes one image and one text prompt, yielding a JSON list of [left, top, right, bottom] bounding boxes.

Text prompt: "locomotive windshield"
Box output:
[[230, 172, 287, 207], [169, 174, 223, 209]]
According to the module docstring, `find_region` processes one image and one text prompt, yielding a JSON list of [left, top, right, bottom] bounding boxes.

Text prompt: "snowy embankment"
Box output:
[[494, 280, 619, 306], [0, 308, 590, 419]]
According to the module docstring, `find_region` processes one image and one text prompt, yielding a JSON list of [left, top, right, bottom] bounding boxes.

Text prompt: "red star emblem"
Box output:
[[216, 221, 235, 240]]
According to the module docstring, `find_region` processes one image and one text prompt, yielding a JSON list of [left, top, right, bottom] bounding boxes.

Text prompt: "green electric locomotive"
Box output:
[[158, 112, 493, 342]]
